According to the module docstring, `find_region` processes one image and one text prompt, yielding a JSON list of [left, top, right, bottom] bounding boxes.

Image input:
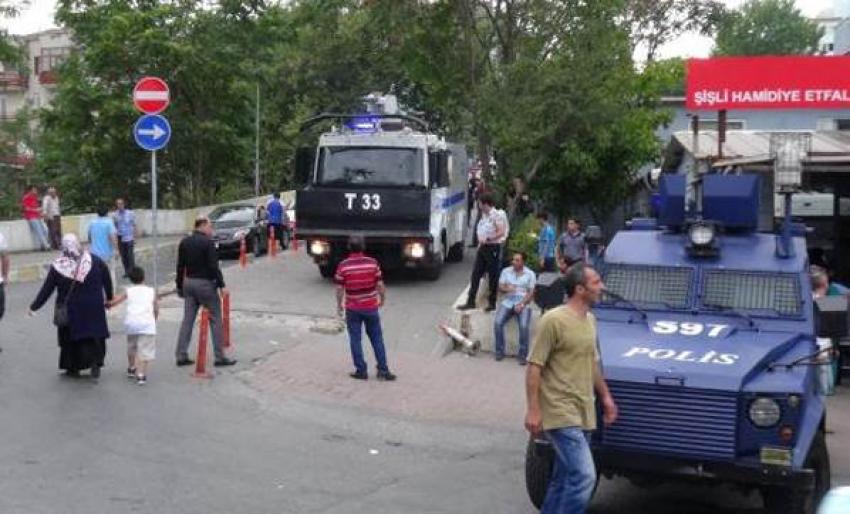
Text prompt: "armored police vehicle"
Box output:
[[294, 94, 467, 280], [526, 173, 840, 513]]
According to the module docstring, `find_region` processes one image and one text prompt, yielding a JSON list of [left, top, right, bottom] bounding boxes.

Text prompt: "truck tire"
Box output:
[[525, 437, 554, 510], [762, 431, 830, 514], [319, 264, 334, 279], [423, 247, 444, 281], [446, 241, 464, 263]]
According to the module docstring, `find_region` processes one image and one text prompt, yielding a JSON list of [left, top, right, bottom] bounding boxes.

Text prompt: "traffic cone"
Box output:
[[239, 238, 247, 268], [222, 291, 232, 349], [292, 222, 299, 252], [269, 226, 277, 259], [193, 309, 213, 378]]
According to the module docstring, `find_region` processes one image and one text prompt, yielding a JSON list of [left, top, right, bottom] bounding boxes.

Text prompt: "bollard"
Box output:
[[239, 238, 248, 268], [440, 323, 481, 356], [269, 226, 277, 259], [222, 291, 232, 349], [193, 309, 213, 378]]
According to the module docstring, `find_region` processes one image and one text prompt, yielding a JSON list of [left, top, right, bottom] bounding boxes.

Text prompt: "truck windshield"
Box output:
[[701, 270, 801, 317], [602, 264, 693, 310], [316, 146, 424, 187]]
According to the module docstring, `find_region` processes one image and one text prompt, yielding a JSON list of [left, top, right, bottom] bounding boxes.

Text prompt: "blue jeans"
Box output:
[[541, 427, 597, 514], [345, 309, 389, 374], [28, 219, 49, 250], [493, 304, 531, 360]]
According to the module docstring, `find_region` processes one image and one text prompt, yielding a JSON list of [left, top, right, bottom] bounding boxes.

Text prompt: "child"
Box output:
[[110, 266, 158, 385]]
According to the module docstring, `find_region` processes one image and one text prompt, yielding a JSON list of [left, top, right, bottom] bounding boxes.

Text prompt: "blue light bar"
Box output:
[[344, 116, 379, 133]]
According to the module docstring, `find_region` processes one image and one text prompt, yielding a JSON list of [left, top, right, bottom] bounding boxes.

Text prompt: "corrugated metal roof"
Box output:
[[672, 130, 850, 161]]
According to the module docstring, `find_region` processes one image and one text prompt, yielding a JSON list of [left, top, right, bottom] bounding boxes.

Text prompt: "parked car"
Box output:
[[208, 203, 268, 257]]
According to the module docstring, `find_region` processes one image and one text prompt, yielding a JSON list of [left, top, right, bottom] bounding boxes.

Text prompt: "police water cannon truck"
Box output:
[[294, 93, 468, 280], [526, 173, 846, 513]]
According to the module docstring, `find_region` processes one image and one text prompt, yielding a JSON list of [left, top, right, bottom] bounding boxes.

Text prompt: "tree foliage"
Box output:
[[713, 0, 824, 56], [31, 0, 699, 223]]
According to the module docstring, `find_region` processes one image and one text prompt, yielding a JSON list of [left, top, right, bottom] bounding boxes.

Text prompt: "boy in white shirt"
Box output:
[[109, 266, 158, 384]]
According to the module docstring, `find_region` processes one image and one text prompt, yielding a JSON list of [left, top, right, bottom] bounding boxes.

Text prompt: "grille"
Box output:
[[702, 270, 800, 316], [603, 265, 693, 309], [603, 381, 738, 461]]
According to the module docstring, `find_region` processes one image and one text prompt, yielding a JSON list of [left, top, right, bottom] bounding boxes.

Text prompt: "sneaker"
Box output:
[[136, 375, 147, 385], [90, 365, 100, 379], [457, 302, 476, 311], [127, 367, 136, 378], [349, 371, 368, 380], [214, 358, 237, 367], [518, 359, 527, 366], [377, 371, 397, 381], [484, 304, 496, 312], [176, 357, 195, 367], [494, 354, 505, 362]]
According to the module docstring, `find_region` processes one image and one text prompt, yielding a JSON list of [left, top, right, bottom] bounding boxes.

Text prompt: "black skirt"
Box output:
[[57, 327, 106, 371]]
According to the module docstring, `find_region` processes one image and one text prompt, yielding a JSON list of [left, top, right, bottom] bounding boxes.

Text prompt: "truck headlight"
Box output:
[[310, 240, 329, 256], [749, 398, 782, 428], [688, 222, 715, 246], [404, 242, 426, 259]]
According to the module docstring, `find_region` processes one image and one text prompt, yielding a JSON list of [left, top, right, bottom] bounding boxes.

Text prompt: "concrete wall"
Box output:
[[0, 191, 295, 253]]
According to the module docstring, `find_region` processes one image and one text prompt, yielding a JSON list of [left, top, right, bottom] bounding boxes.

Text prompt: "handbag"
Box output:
[[53, 262, 81, 328]]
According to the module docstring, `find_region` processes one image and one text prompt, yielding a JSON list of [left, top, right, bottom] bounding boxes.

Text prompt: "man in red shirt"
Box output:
[[21, 185, 49, 251], [334, 235, 396, 381]]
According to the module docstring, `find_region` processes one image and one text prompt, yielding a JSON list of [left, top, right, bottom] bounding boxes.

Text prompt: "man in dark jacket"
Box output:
[[174, 217, 236, 367]]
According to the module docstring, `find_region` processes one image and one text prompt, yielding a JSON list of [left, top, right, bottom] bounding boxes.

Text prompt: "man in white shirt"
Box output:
[[459, 194, 508, 312], [42, 187, 62, 250], [0, 231, 9, 352]]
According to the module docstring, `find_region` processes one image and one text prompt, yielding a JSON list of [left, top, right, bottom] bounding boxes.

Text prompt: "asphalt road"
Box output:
[[1, 248, 848, 514]]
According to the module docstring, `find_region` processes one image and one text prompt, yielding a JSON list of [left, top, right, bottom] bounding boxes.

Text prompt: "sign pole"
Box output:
[[152, 150, 158, 289]]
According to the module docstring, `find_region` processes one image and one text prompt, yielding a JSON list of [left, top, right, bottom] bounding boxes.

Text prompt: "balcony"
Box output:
[[38, 70, 58, 85], [0, 71, 28, 90]]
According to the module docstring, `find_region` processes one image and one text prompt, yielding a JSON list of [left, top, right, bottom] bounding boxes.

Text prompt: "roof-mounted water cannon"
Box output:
[[363, 92, 400, 116], [771, 133, 811, 259]]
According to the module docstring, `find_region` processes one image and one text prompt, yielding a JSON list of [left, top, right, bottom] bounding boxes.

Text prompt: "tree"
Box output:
[[0, 1, 26, 65], [625, 0, 726, 63], [713, 0, 823, 56]]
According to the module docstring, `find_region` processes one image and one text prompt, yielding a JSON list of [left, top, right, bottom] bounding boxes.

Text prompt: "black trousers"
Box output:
[[119, 241, 135, 275], [269, 223, 287, 249], [0, 283, 5, 322], [46, 216, 62, 249], [466, 244, 501, 307]]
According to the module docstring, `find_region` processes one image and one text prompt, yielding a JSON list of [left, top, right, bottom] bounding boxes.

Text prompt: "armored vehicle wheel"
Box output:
[[762, 431, 830, 514], [319, 264, 334, 279], [446, 242, 464, 262], [525, 437, 554, 510]]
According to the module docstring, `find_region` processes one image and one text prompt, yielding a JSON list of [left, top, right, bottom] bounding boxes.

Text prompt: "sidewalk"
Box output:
[[5, 235, 183, 284]]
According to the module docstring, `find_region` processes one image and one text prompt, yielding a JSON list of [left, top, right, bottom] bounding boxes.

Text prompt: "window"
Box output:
[[317, 146, 424, 187], [836, 119, 850, 131], [701, 270, 801, 316], [602, 264, 694, 309], [36, 47, 71, 74], [696, 119, 746, 131]]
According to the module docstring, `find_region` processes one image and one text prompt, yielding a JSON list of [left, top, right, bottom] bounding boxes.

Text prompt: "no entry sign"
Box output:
[[133, 76, 170, 114], [686, 56, 850, 111]]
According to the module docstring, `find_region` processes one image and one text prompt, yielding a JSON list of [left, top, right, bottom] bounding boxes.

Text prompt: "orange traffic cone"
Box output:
[[292, 222, 299, 252], [269, 227, 277, 259], [193, 309, 213, 378], [222, 291, 232, 349], [239, 238, 247, 268]]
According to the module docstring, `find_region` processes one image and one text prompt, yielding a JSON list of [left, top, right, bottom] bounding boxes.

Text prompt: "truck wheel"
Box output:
[[319, 264, 334, 279], [423, 248, 444, 281], [762, 431, 830, 514], [446, 242, 464, 263], [525, 437, 554, 510]]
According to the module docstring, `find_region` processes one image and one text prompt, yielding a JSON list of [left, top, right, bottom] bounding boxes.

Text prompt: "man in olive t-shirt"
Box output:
[[525, 263, 618, 514]]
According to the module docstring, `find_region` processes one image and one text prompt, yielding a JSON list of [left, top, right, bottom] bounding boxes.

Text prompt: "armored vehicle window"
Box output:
[[603, 265, 693, 309], [701, 271, 801, 316], [317, 146, 423, 187]]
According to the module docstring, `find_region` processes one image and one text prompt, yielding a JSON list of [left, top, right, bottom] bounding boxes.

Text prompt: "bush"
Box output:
[[507, 214, 543, 272]]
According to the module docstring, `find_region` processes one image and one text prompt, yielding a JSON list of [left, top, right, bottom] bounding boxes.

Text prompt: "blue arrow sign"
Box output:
[[134, 114, 171, 151]]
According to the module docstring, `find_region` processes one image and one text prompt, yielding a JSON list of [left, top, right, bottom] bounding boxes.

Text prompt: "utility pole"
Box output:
[[254, 82, 260, 197]]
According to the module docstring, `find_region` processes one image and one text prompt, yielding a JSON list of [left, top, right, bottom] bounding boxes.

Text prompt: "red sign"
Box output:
[[686, 56, 850, 111], [133, 76, 170, 114]]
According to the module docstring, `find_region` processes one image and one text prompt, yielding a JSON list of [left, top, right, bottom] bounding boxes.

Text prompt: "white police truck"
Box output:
[[295, 94, 468, 280]]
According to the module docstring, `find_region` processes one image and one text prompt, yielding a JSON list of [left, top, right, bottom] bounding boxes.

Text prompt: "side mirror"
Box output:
[[814, 295, 849, 339], [295, 147, 316, 185]]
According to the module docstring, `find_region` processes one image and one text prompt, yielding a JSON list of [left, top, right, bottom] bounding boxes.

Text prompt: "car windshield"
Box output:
[[209, 206, 254, 227], [701, 270, 801, 317], [316, 146, 424, 187], [602, 264, 693, 310]]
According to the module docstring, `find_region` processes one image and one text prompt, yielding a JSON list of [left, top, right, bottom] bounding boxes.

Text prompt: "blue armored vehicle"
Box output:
[[526, 173, 842, 513]]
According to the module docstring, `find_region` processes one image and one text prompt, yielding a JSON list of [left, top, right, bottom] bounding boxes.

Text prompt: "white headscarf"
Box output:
[[52, 233, 92, 282]]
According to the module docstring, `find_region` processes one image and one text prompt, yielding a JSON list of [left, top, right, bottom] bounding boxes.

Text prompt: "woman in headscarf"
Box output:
[[29, 233, 114, 378]]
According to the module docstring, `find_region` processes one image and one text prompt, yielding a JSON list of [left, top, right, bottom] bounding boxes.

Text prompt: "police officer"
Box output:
[[459, 194, 508, 312]]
